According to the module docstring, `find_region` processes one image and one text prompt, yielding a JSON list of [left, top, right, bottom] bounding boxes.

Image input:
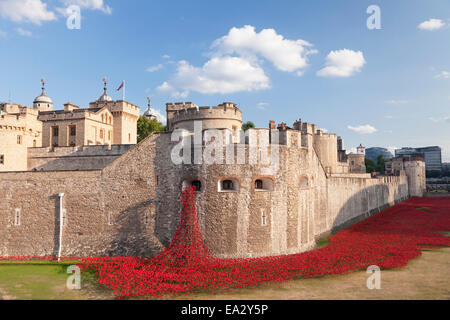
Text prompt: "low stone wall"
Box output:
[[27, 144, 133, 171]]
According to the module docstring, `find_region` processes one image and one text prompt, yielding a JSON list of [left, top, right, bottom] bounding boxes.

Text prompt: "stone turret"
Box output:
[[166, 102, 242, 132]]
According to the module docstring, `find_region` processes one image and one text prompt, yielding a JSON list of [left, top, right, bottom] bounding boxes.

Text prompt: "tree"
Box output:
[[242, 121, 255, 131], [137, 116, 166, 143], [365, 158, 376, 173], [375, 154, 390, 174]]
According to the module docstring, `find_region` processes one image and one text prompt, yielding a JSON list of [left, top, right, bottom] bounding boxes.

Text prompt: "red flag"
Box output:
[[116, 81, 124, 91]]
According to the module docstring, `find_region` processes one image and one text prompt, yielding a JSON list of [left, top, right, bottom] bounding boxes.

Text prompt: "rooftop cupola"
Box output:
[[97, 77, 113, 102], [33, 78, 54, 111], [143, 96, 156, 120]]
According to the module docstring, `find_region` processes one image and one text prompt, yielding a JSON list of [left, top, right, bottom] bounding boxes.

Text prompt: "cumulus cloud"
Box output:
[[60, 0, 112, 14], [386, 99, 409, 105], [347, 124, 377, 134], [157, 57, 270, 96], [418, 18, 445, 31], [257, 102, 268, 110], [146, 64, 163, 73], [16, 27, 32, 36], [428, 116, 450, 123], [0, 0, 56, 25], [434, 71, 450, 79], [162, 54, 170, 59], [212, 25, 317, 74], [152, 109, 167, 124], [157, 25, 315, 96], [317, 49, 366, 77]]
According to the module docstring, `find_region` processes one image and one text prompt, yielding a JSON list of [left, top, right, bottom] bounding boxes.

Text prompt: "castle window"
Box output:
[[300, 176, 309, 189], [62, 209, 67, 226], [255, 179, 263, 189], [100, 129, 104, 139], [192, 180, 202, 192], [14, 208, 20, 226], [33, 140, 37, 147], [52, 126, 59, 137], [108, 212, 113, 226], [351, 160, 355, 166], [223, 180, 233, 190], [70, 126, 76, 136], [253, 176, 275, 192], [17, 135, 22, 145], [128, 133, 131, 143], [261, 209, 267, 226], [218, 178, 239, 192], [0, 154, 4, 165], [182, 179, 203, 192], [108, 130, 111, 141]]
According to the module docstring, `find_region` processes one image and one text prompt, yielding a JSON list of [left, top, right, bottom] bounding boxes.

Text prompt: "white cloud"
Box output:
[[60, 0, 112, 14], [257, 102, 268, 110], [434, 71, 450, 79], [16, 27, 32, 37], [385, 115, 393, 119], [157, 25, 316, 96], [319, 128, 328, 133], [387, 146, 397, 155], [146, 64, 163, 73], [157, 57, 270, 96], [317, 49, 366, 77], [0, 0, 56, 25], [418, 18, 445, 31], [428, 116, 450, 123], [347, 124, 377, 134], [212, 25, 316, 74], [162, 54, 170, 59], [386, 99, 409, 105], [152, 108, 167, 124]]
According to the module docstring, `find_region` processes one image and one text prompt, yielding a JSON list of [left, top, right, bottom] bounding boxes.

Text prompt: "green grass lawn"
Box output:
[[0, 261, 110, 300]]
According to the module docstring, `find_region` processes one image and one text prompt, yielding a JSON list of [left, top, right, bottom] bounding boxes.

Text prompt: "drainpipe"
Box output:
[[57, 193, 64, 262]]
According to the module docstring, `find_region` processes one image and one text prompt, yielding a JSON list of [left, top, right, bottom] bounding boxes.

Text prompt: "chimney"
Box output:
[[269, 120, 276, 130]]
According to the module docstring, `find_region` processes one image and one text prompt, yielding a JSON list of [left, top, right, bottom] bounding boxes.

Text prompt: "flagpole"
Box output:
[[123, 80, 126, 101]]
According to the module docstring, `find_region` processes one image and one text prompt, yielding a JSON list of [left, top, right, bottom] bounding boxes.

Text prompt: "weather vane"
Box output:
[[147, 96, 151, 107]]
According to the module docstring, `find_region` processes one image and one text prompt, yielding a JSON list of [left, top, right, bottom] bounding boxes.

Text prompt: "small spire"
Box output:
[[41, 77, 46, 95], [102, 76, 107, 94]]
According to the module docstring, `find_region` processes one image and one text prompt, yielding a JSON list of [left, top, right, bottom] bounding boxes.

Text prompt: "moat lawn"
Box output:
[[0, 260, 112, 300], [0, 247, 448, 300]]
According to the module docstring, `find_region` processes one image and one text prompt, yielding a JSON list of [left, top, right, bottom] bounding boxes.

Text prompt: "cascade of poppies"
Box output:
[[153, 186, 214, 268]]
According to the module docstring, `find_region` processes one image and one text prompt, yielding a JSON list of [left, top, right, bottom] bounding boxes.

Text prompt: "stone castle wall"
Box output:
[[27, 144, 133, 171], [0, 130, 413, 258]]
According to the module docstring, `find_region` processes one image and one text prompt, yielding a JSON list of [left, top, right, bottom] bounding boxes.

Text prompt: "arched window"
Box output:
[[300, 175, 309, 189], [222, 180, 233, 190], [182, 179, 203, 192], [255, 179, 263, 190], [191, 180, 202, 192], [218, 177, 239, 192], [253, 176, 274, 191]]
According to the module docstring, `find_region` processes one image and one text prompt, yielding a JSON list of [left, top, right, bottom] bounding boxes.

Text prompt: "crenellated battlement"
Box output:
[[166, 101, 242, 131]]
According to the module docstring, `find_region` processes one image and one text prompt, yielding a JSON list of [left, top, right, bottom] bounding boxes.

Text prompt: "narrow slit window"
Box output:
[[14, 208, 21, 226]]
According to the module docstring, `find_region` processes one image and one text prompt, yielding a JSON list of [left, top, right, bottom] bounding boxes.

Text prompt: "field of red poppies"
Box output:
[[77, 188, 450, 299]]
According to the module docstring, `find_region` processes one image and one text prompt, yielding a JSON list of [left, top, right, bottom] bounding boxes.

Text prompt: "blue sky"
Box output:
[[0, 0, 449, 160]]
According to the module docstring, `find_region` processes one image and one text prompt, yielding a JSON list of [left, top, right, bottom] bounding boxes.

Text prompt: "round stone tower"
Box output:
[[166, 102, 242, 132]]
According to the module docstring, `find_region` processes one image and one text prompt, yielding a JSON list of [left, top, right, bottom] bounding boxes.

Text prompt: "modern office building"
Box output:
[[395, 146, 442, 171], [366, 147, 394, 163]]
